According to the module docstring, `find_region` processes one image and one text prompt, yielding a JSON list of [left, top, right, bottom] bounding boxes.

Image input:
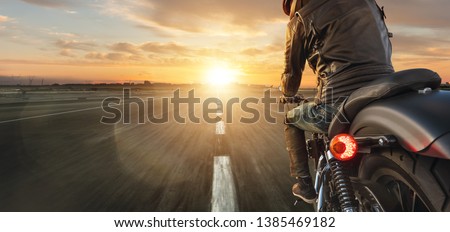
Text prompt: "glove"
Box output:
[[279, 94, 306, 104]]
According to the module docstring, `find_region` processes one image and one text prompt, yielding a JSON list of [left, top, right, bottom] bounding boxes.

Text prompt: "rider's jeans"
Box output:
[[284, 102, 339, 178]]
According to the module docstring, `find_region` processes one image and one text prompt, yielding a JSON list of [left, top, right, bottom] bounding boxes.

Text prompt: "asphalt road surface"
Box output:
[[0, 86, 316, 212]]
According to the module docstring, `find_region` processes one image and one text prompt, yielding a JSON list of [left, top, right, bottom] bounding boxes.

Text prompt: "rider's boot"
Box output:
[[285, 123, 317, 204], [292, 176, 317, 204]]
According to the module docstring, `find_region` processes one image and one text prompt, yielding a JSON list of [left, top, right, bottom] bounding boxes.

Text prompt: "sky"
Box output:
[[0, 0, 449, 86]]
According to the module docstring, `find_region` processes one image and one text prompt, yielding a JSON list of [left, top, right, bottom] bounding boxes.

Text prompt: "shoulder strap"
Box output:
[[289, 0, 298, 19]]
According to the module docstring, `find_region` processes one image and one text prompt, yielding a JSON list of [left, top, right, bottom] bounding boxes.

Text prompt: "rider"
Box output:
[[281, 0, 394, 203]]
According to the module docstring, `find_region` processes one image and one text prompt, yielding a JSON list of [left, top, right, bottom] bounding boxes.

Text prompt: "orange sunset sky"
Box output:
[[0, 0, 449, 86]]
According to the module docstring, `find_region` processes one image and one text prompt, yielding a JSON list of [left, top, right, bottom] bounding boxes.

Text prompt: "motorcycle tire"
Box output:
[[358, 148, 450, 212]]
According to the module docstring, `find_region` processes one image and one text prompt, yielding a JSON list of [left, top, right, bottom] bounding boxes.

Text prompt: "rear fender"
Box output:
[[350, 90, 450, 159]]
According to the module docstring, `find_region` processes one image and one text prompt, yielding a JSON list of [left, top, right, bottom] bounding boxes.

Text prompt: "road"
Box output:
[[0, 86, 315, 212]]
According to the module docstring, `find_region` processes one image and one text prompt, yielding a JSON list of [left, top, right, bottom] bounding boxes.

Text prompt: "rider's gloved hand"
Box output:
[[279, 95, 293, 104], [279, 94, 306, 104]]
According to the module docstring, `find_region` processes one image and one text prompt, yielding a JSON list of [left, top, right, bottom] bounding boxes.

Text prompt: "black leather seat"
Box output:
[[328, 68, 442, 137]]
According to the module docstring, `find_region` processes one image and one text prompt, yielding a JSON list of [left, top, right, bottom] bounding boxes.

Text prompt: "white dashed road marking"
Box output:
[[211, 156, 238, 212], [211, 105, 238, 212], [215, 121, 226, 135]]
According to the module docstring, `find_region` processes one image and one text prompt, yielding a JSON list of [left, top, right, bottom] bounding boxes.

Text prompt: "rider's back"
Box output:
[[298, 0, 394, 104]]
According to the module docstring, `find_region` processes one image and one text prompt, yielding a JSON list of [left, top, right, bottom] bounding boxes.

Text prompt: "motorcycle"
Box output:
[[290, 68, 450, 212]]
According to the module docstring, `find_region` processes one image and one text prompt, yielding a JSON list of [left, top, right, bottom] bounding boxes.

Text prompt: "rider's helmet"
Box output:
[[282, 0, 292, 16]]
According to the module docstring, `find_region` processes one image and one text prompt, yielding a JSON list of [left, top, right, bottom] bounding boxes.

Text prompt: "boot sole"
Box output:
[[293, 192, 317, 204]]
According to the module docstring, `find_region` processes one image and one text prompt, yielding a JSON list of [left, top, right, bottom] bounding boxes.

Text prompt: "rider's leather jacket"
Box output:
[[281, 0, 394, 104]]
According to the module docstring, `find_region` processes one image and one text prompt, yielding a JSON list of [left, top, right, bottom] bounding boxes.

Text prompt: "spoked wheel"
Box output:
[[359, 148, 450, 212], [351, 178, 397, 212], [380, 177, 429, 211]]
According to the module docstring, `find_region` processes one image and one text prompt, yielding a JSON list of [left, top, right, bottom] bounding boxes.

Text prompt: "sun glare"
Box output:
[[206, 65, 239, 85]]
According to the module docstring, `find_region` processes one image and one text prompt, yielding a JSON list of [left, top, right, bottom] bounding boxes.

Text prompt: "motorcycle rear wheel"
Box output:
[[359, 148, 450, 212]]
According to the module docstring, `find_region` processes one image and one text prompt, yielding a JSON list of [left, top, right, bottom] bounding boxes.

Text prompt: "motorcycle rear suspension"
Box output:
[[328, 152, 359, 212]]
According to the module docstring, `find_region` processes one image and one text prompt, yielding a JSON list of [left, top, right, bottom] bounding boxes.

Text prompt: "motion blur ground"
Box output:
[[0, 84, 316, 212]]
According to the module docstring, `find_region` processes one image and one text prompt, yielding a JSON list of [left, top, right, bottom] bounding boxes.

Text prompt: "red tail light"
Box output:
[[330, 134, 358, 161]]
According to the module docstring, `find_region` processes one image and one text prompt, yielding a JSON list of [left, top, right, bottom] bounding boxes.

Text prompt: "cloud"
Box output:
[[392, 34, 450, 59], [80, 40, 285, 69], [0, 15, 11, 23], [381, 0, 450, 28], [108, 41, 229, 58], [110, 42, 141, 55], [146, 56, 200, 66], [85, 52, 126, 61], [85, 52, 143, 62], [107, 41, 193, 57], [101, 0, 285, 35], [105, 53, 127, 61], [48, 31, 77, 38], [84, 52, 104, 60], [140, 42, 236, 59], [54, 39, 96, 51], [81, 40, 237, 66], [140, 42, 191, 55], [147, 0, 282, 28], [241, 44, 283, 56], [59, 49, 76, 57], [20, 0, 74, 8], [53, 38, 98, 58]]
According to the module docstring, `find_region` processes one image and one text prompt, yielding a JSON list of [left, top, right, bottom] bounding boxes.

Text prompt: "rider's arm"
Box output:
[[281, 14, 307, 97]]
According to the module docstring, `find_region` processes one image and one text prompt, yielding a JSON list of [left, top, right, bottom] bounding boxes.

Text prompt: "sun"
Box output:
[[206, 65, 239, 85]]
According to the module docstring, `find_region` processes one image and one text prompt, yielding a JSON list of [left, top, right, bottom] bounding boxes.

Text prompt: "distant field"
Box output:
[[0, 84, 317, 105], [3, 82, 448, 105]]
